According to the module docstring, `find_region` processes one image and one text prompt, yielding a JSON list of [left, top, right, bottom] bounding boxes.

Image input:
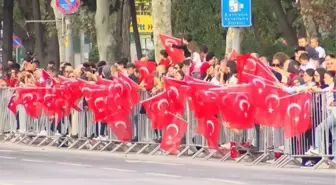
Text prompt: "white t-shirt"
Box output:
[[192, 52, 202, 72], [315, 46, 326, 59], [300, 60, 316, 71]]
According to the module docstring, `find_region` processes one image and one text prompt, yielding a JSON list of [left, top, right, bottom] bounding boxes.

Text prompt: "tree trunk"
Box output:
[[299, 0, 317, 37], [95, 0, 119, 64], [152, 0, 172, 62], [2, 0, 14, 64], [120, 0, 131, 60], [268, 0, 297, 46], [43, 0, 60, 67], [129, 0, 142, 59], [50, 0, 65, 63], [225, 28, 244, 56], [32, 0, 45, 65]]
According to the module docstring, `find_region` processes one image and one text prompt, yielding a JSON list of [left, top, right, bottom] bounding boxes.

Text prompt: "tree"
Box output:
[[50, 0, 65, 63], [31, 0, 45, 64], [152, 0, 172, 62], [2, 0, 14, 64], [95, 0, 130, 64]]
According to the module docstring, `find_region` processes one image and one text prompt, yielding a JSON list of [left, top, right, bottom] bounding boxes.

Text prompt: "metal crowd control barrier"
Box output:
[[0, 87, 335, 169]]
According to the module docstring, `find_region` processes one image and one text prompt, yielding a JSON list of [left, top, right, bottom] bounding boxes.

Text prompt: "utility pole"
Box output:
[[64, 16, 74, 66]]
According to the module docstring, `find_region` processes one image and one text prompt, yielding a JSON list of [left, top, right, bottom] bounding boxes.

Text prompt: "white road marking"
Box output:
[[101, 167, 136, 173], [204, 178, 246, 185], [56, 162, 92, 167], [145, 173, 181, 178], [0, 150, 13, 153], [125, 160, 183, 166], [21, 159, 45, 163], [0, 156, 16, 159]]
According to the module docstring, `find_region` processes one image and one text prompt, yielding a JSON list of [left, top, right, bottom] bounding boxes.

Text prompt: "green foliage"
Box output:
[[171, 0, 226, 58], [72, 5, 96, 43], [89, 46, 99, 63], [321, 28, 336, 55]]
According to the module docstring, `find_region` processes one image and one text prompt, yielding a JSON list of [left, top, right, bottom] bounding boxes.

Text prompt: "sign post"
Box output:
[[55, 0, 80, 65], [221, 0, 251, 54], [221, 0, 252, 27]]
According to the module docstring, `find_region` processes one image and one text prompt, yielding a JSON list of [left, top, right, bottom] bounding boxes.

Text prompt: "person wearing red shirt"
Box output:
[[159, 49, 171, 69], [200, 52, 216, 79]]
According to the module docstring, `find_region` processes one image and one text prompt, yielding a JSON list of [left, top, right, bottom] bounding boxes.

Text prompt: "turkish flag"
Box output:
[[159, 34, 185, 64], [237, 54, 278, 84], [160, 114, 188, 154], [254, 84, 289, 127], [105, 110, 132, 142], [117, 73, 140, 107], [15, 87, 44, 118], [196, 116, 221, 150], [141, 91, 173, 129], [280, 92, 312, 138], [163, 77, 188, 114], [38, 70, 57, 87], [7, 95, 17, 115], [135, 60, 156, 82]]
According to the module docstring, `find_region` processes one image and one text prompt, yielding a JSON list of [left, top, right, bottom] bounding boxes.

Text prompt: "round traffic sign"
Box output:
[[56, 0, 80, 15], [12, 36, 22, 48]]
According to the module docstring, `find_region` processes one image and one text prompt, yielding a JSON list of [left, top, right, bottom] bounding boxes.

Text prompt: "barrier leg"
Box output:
[[203, 150, 218, 160], [37, 137, 50, 147], [148, 145, 160, 155], [28, 135, 41, 145], [125, 143, 138, 154], [177, 146, 190, 157], [136, 144, 150, 155], [272, 154, 287, 166], [100, 141, 113, 151], [111, 143, 123, 153], [67, 138, 81, 149], [78, 140, 91, 150], [219, 153, 230, 161], [191, 147, 204, 159], [89, 141, 102, 151], [236, 151, 250, 163], [252, 152, 270, 165]]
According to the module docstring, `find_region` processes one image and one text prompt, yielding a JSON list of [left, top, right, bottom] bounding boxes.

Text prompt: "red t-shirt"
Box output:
[[159, 58, 170, 69], [200, 62, 210, 76]]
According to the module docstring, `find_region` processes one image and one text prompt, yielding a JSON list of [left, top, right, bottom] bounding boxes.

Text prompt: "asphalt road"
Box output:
[[0, 143, 335, 185]]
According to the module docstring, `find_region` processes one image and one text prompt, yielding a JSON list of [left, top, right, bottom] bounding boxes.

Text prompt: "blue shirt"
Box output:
[[282, 82, 316, 94]]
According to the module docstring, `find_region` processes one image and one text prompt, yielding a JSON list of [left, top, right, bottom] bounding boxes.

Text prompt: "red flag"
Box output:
[[7, 95, 17, 115], [141, 91, 173, 129], [106, 110, 132, 142], [135, 60, 156, 82], [237, 54, 278, 84], [280, 93, 312, 138], [39, 70, 57, 87], [160, 114, 188, 154], [159, 34, 185, 64], [118, 73, 140, 106], [163, 77, 188, 114], [254, 84, 289, 127], [196, 116, 221, 149]]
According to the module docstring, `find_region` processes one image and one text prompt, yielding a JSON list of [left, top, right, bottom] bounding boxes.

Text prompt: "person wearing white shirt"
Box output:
[[311, 37, 326, 59], [299, 53, 316, 71]]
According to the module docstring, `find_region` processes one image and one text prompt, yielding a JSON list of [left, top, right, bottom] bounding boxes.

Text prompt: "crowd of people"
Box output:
[[0, 34, 335, 165]]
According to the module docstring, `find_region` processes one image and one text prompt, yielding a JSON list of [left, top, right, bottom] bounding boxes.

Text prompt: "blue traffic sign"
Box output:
[[12, 36, 22, 48], [56, 0, 80, 15], [221, 0, 252, 27]]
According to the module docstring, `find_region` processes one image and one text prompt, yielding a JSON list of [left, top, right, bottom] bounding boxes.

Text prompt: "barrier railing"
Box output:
[[0, 87, 335, 169]]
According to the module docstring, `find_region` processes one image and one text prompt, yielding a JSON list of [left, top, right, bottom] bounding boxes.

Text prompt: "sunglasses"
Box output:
[[272, 64, 281, 67]]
